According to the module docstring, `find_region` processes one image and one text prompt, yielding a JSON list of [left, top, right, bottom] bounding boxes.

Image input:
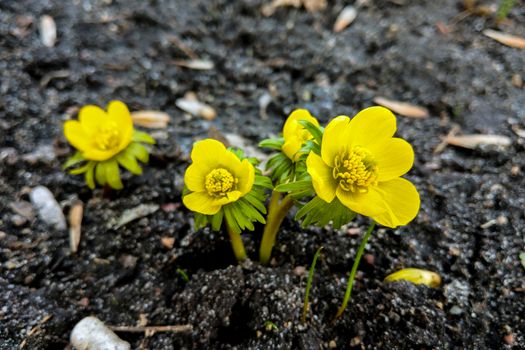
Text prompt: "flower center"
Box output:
[[205, 168, 238, 197], [333, 146, 378, 193], [94, 121, 120, 151]]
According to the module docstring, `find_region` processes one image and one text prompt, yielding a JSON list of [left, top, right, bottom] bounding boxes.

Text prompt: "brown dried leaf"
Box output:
[[373, 97, 429, 118], [302, 0, 327, 12], [161, 237, 175, 249], [512, 126, 525, 138], [172, 59, 215, 70], [69, 201, 83, 254], [483, 29, 525, 49], [131, 110, 170, 129], [444, 134, 512, 149], [262, 0, 301, 16], [39, 15, 56, 47], [333, 6, 357, 32], [176, 92, 217, 120]]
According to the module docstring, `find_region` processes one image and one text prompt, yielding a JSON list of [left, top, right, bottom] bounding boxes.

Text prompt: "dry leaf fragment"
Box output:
[[511, 126, 525, 138], [131, 110, 170, 129], [161, 237, 175, 249], [262, 0, 300, 16], [444, 134, 511, 149], [373, 97, 429, 118], [172, 59, 214, 70], [483, 29, 525, 49], [39, 15, 56, 47], [69, 201, 83, 253], [303, 0, 327, 12], [176, 92, 217, 120], [333, 6, 357, 33]]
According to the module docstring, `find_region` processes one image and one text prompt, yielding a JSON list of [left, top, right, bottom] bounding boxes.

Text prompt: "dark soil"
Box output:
[[1, 0, 525, 349]]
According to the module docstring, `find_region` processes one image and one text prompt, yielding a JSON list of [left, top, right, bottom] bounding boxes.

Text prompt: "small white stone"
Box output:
[[70, 316, 130, 350], [29, 186, 66, 231]]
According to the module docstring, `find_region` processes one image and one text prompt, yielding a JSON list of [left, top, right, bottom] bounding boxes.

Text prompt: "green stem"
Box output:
[[334, 221, 376, 320], [259, 191, 294, 265], [226, 222, 247, 261]]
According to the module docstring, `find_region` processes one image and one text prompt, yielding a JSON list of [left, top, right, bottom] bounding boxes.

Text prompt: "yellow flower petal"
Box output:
[[321, 115, 351, 166], [282, 137, 302, 161], [226, 190, 241, 202], [306, 152, 337, 203], [107, 100, 133, 151], [183, 191, 221, 215], [283, 109, 317, 134], [64, 120, 90, 151], [374, 138, 414, 181], [347, 106, 396, 149], [191, 139, 226, 169], [236, 159, 255, 195], [82, 148, 118, 161], [336, 186, 388, 218], [184, 163, 208, 192], [78, 105, 107, 135], [371, 178, 420, 228]]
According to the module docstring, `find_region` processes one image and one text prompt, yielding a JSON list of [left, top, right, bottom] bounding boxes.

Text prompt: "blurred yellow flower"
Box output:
[[306, 106, 420, 228], [282, 109, 320, 161], [183, 139, 255, 215], [64, 101, 133, 161], [63, 100, 155, 190]]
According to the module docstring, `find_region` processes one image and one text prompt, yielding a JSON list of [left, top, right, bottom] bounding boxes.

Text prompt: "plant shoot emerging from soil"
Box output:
[[63, 101, 155, 189], [259, 109, 321, 264], [183, 139, 271, 261]]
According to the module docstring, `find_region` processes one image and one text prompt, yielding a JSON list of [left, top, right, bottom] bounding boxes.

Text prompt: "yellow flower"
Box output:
[[183, 139, 255, 215], [64, 101, 134, 161], [282, 109, 320, 161], [306, 106, 420, 228]]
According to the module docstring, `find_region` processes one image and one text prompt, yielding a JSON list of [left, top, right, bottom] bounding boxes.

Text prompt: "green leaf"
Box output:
[[254, 174, 273, 189], [127, 142, 149, 163], [63, 152, 85, 169], [117, 149, 143, 175], [95, 162, 107, 186], [211, 210, 224, 231], [244, 192, 267, 214], [194, 213, 208, 230], [296, 196, 356, 229], [69, 161, 92, 175], [100, 160, 123, 190], [520, 252, 525, 270], [223, 205, 241, 234], [237, 198, 266, 224], [259, 137, 284, 150], [84, 162, 96, 189], [298, 120, 323, 144], [132, 130, 156, 144], [275, 180, 313, 193]]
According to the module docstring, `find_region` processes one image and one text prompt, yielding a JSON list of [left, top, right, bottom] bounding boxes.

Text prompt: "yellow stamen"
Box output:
[[333, 146, 378, 193], [205, 168, 238, 196], [93, 121, 120, 151]]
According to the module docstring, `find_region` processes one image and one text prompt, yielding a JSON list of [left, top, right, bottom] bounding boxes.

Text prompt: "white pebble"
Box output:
[[70, 316, 130, 350], [29, 186, 66, 231]]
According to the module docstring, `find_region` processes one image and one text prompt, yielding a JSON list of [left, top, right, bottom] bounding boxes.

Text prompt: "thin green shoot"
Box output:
[[302, 246, 323, 323], [176, 268, 190, 282]]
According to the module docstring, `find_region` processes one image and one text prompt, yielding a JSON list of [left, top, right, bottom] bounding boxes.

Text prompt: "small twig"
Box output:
[[109, 324, 192, 336], [166, 35, 198, 59], [433, 124, 460, 154]]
